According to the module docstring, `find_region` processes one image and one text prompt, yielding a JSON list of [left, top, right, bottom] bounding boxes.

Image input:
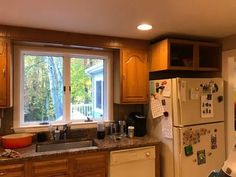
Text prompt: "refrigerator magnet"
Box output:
[[184, 145, 193, 156]]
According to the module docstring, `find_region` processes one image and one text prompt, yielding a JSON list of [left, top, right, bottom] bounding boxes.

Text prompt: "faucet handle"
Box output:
[[63, 123, 71, 130]]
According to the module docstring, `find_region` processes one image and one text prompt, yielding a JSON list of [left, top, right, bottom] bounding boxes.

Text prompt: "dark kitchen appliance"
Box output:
[[127, 112, 146, 137]]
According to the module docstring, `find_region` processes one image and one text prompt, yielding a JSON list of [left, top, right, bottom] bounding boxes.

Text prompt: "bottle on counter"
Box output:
[[97, 119, 105, 139], [119, 120, 126, 137], [54, 126, 60, 141]]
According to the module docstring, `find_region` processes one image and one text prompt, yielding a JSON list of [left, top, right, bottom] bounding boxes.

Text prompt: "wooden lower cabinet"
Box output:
[[74, 169, 105, 177], [0, 146, 159, 177], [27, 152, 107, 177], [72, 152, 107, 177], [0, 163, 25, 177], [30, 158, 69, 177]]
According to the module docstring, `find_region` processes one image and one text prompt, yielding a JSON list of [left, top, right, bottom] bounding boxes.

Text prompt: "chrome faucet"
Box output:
[[61, 123, 71, 140]]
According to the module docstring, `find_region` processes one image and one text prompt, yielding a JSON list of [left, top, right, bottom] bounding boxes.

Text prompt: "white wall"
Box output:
[[222, 50, 236, 156]]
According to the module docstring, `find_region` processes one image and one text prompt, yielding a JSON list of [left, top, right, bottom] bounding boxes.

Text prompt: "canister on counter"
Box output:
[[128, 126, 135, 138]]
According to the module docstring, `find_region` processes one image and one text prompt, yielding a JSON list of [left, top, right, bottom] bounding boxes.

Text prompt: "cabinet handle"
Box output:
[[0, 171, 6, 176], [2, 68, 5, 78], [145, 152, 150, 157]]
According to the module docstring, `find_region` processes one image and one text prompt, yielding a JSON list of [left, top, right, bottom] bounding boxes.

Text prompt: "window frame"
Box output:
[[95, 79, 103, 114], [13, 45, 113, 131]]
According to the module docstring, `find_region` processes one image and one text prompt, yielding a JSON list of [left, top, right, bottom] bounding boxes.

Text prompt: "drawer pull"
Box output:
[[2, 68, 5, 78], [145, 152, 150, 157], [0, 171, 6, 176]]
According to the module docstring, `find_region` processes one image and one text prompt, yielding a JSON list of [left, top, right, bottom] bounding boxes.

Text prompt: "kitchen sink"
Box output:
[[36, 139, 98, 152]]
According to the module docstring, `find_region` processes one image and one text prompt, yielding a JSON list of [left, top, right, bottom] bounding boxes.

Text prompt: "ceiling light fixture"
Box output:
[[137, 24, 152, 31]]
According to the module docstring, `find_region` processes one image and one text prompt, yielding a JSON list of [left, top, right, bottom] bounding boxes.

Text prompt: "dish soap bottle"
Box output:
[[54, 126, 60, 141]]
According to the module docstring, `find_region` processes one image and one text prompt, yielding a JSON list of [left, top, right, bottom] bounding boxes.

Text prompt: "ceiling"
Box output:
[[1, 0, 236, 40]]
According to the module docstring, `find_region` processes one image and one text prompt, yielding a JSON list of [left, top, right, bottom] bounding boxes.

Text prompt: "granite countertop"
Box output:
[[0, 135, 160, 164]]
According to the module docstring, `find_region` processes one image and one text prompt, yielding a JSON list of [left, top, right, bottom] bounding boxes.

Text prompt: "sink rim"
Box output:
[[35, 139, 98, 152]]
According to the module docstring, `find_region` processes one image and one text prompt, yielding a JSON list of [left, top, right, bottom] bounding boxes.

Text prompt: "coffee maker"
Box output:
[[127, 112, 146, 137]]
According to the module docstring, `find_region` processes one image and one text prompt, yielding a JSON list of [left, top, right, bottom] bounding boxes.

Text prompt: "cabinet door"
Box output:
[[121, 48, 148, 103], [0, 163, 25, 177], [74, 168, 105, 177], [31, 158, 69, 177], [0, 38, 12, 107], [73, 152, 107, 177]]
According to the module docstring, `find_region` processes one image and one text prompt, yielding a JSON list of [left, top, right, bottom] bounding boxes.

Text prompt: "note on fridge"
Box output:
[[162, 81, 171, 97], [150, 97, 164, 119], [161, 116, 173, 139], [201, 94, 214, 118]]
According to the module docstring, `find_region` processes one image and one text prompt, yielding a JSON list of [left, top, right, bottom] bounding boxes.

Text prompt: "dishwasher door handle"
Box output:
[[145, 152, 151, 157]]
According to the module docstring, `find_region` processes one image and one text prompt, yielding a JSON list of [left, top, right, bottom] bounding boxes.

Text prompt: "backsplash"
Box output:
[[0, 104, 144, 136], [0, 108, 14, 135]]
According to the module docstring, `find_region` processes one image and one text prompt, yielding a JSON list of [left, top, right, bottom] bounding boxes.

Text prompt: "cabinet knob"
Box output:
[[0, 171, 6, 176], [145, 152, 150, 157], [2, 68, 5, 78]]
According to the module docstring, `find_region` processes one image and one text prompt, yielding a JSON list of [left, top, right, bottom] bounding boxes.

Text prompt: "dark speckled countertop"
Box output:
[[0, 135, 160, 164]]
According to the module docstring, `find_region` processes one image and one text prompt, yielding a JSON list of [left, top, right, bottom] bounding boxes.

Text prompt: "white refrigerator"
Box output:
[[147, 78, 225, 177]]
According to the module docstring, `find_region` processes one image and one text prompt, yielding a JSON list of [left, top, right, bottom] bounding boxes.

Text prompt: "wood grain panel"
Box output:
[[121, 48, 148, 103], [0, 37, 12, 107], [31, 158, 68, 177], [0, 25, 148, 50], [0, 163, 25, 177]]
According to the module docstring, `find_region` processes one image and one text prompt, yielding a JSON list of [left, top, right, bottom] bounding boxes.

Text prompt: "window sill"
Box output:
[[13, 121, 110, 133]]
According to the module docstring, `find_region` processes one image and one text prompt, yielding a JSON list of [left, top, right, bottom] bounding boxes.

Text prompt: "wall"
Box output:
[[0, 25, 148, 135], [222, 34, 236, 156], [223, 34, 236, 51], [0, 108, 14, 135], [222, 50, 236, 156]]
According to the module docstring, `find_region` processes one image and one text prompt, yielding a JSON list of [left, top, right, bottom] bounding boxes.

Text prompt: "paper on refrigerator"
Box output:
[[161, 115, 173, 139], [150, 96, 164, 118], [160, 96, 173, 139]]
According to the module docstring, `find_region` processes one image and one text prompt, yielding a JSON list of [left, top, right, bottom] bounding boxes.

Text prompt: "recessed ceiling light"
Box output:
[[137, 24, 152, 31]]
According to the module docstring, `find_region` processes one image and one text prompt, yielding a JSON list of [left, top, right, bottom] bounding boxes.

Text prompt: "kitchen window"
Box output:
[[13, 45, 113, 130]]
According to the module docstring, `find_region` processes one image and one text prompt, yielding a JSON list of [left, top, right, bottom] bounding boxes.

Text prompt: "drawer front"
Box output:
[[31, 158, 68, 177], [0, 163, 25, 177], [74, 168, 105, 177]]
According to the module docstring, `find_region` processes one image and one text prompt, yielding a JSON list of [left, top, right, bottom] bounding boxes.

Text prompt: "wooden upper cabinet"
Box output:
[[114, 48, 148, 104], [150, 38, 221, 72], [0, 37, 12, 107]]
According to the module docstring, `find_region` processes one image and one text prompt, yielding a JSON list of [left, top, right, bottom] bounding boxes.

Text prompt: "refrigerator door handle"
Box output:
[[178, 129, 182, 155], [177, 79, 183, 124]]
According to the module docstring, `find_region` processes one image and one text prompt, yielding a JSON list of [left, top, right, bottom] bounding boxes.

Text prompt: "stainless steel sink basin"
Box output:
[[36, 140, 97, 152]]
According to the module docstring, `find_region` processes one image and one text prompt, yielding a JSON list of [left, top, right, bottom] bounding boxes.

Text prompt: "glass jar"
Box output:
[[97, 120, 105, 139]]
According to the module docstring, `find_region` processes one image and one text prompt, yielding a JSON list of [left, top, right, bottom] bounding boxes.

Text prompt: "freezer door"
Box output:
[[172, 78, 224, 126], [173, 122, 225, 177]]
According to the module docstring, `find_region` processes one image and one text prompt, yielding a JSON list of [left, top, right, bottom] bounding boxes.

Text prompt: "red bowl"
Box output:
[[1, 133, 33, 149]]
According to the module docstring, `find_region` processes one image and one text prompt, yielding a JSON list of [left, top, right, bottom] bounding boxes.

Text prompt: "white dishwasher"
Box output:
[[109, 146, 155, 177]]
